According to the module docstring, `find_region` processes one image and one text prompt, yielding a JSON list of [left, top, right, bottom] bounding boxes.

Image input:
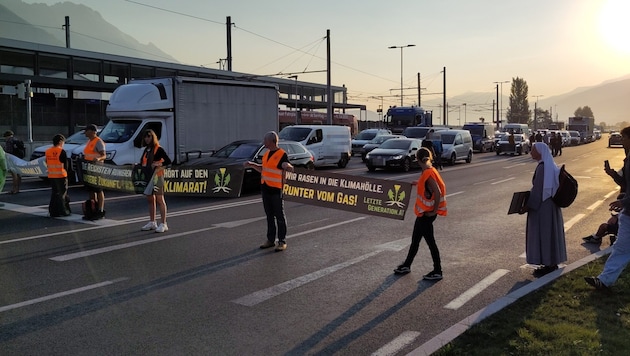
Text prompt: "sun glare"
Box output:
[[598, 0, 630, 55]]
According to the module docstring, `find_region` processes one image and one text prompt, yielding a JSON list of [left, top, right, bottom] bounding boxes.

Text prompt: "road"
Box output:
[[0, 138, 623, 355]]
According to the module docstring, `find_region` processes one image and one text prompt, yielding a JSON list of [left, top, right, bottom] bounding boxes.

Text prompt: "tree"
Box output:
[[598, 121, 608, 132], [574, 106, 595, 118], [506, 77, 530, 125], [534, 108, 553, 129]]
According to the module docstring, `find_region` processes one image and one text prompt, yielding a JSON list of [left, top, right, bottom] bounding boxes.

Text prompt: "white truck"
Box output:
[[567, 116, 595, 144], [74, 77, 278, 167]]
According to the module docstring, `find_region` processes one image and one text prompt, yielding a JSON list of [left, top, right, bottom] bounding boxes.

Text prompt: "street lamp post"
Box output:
[[463, 103, 467, 122], [533, 95, 544, 130], [288, 75, 298, 124], [388, 44, 415, 106], [493, 80, 509, 123]]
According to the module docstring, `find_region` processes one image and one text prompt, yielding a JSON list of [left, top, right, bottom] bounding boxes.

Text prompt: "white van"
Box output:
[[435, 129, 473, 165], [279, 125, 351, 168]]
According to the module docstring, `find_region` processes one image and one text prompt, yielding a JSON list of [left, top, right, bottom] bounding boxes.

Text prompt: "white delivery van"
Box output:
[[278, 125, 351, 168]]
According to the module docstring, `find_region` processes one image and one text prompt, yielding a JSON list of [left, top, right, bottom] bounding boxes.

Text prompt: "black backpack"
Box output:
[[12, 138, 25, 159], [552, 164, 578, 208]]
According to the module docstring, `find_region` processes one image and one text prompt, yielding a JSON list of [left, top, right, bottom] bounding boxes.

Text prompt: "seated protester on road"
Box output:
[[139, 129, 172, 233], [582, 193, 624, 245]]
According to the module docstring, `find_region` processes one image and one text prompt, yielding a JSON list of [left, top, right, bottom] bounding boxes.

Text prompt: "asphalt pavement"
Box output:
[[0, 138, 623, 355]]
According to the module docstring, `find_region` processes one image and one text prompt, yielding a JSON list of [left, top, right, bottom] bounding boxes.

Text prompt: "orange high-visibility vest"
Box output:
[[84, 137, 104, 161], [261, 149, 286, 189], [414, 167, 447, 217], [45, 146, 67, 178], [142, 144, 164, 177]]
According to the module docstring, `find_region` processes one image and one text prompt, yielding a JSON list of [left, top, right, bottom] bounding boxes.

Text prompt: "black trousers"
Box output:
[[402, 214, 441, 272], [49, 177, 70, 216], [262, 188, 287, 242]]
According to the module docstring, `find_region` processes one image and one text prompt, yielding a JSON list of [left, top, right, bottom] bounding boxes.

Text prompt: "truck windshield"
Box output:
[[279, 127, 312, 142], [99, 120, 142, 143]]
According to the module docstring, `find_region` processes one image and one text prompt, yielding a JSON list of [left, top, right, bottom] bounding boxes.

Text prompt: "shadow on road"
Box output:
[[285, 275, 437, 355]]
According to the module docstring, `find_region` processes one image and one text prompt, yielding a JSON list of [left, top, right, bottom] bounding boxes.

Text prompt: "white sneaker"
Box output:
[[155, 223, 169, 233], [141, 221, 157, 231]]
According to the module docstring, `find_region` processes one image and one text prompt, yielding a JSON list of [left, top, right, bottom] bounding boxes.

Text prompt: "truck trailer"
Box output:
[[567, 116, 595, 144], [78, 77, 279, 167]]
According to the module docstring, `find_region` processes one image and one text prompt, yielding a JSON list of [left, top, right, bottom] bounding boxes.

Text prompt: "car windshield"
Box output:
[[355, 131, 377, 140], [440, 134, 455, 144], [463, 126, 483, 136], [213, 142, 260, 158], [379, 140, 410, 150], [64, 130, 90, 144], [279, 127, 312, 142], [371, 135, 394, 144], [99, 120, 141, 143]]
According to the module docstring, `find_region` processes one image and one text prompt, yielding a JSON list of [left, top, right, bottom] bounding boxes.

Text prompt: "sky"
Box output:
[[18, 0, 630, 121]]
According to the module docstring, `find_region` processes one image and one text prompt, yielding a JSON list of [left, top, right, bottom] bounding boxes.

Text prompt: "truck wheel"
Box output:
[[337, 155, 349, 168], [450, 153, 456, 166], [466, 152, 472, 163]]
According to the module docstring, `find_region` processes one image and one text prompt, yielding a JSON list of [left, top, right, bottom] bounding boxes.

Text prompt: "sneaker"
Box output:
[[582, 235, 602, 244], [394, 265, 410, 275], [584, 276, 608, 290], [275, 242, 287, 252], [260, 240, 275, 249], [423, 271, 443, 280], [141, 221, 158, 231], [155, 223, 169, 233]]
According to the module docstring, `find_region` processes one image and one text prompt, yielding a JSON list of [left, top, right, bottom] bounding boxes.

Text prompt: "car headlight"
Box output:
[[365, 153, 371, 159], [392, 155, 403, 160], [106, 150, 116, 160]]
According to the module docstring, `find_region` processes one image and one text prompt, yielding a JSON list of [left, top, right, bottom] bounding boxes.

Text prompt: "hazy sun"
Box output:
[[598, 0, 630, 54]]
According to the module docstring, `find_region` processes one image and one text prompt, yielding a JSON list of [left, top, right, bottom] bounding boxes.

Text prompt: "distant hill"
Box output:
[[0, 0, 177, 62]]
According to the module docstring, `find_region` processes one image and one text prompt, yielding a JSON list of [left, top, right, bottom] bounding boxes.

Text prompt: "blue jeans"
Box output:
[[599, 212, 630, 286], [262, 188, 287, 243]]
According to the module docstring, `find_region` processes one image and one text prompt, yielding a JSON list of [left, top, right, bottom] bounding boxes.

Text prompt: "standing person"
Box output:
[[139, 129, 172, 233], [535, 131, 543, 142], [3, 130, 22, 194], [244, 131, 294, 252], [0, 144, 6, 197], [45, 134, 71, 217], [553, 132, 563, 156], [549, 132, 558, 156], [394, 147, 447, 280], [519, 142, 566, 277], [585, 126, 630, 290], [82, 124, 106, 220]]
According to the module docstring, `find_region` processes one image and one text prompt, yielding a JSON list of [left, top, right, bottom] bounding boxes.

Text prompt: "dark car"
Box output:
[[361, 134, 404, 162], [496, 134, 530, 155], [365, 138, 422, 172], [609, 132, 623, 148]]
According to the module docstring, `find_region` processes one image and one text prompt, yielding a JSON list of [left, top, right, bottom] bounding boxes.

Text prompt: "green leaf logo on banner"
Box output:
[[386, 184, 406, 208], [212, 167, 232, 193]]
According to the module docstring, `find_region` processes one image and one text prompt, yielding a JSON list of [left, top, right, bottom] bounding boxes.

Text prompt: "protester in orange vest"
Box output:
[[83, 124, 106, 220], [45, 134, 71, 217], [394, 147, 447, 280], [139, 129, 172, 233], [244, 131, 294, 251]]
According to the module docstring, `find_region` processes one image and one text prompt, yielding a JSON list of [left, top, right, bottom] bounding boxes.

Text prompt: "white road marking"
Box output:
[[444, 269, 510, 310], [50, 226, 221, 261], [286, 217, 366, 239], [473, 178, 498, 185], [605, 189, 620, 199], [445, 191, 464, 198], [491, 177, 515, 185], [232, 250, 383, 307], [587, 200, 604, 211], [564, 214, 585, 231], [503, 163, 526, 169], [0, 198, 262, 245], [371, 331, 421, 356], [0, 278, 128, 313], [585, 168, 595, 173], [233, 238, 409, 307], [519, 252, 526, 258]]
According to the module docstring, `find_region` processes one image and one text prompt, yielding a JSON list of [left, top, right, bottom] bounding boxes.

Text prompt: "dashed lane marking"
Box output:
[[491, 177, 515, 185], [503, 163, 526, 169], [564, 214, 585, 231], [445, 191, 464, 198], [605, 189, 620, 199], [371, 331, 421, 356], [444, 269, 510, 310], [0, 278, 129, 313], [587, 200, 604, 211], [232, 238, 409, 307]]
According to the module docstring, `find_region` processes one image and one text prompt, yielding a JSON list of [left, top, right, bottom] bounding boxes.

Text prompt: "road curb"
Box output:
[[407, 246, 613, 356]]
